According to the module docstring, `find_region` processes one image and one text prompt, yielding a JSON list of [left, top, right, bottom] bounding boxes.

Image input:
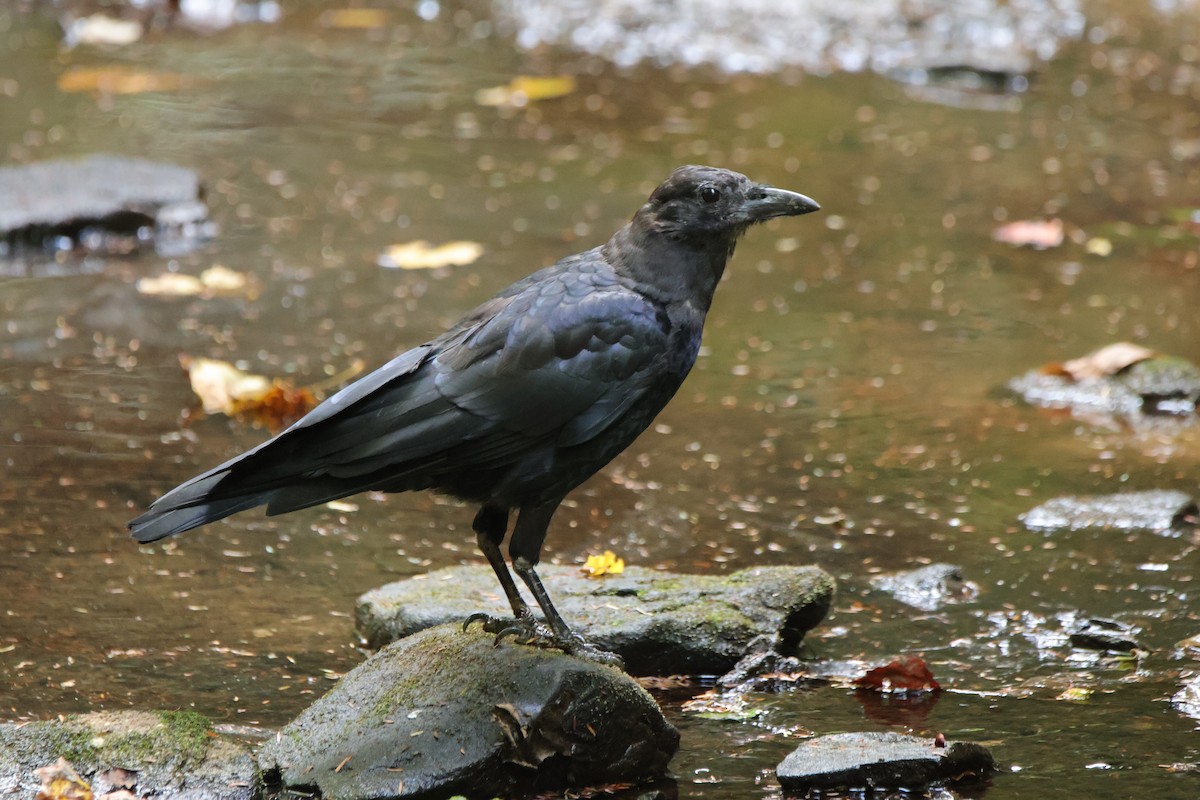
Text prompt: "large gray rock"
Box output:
[[1021, 490, 1197, 533], [0, 710, 257, 799], [777, 732, 996, 793], [357, 564, 835, 675], [0, 154, 212, 260], [259, 624, 678, 799]]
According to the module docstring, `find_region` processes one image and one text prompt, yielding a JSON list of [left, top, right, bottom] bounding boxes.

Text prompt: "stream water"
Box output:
[[2, 1, 1200, 797]]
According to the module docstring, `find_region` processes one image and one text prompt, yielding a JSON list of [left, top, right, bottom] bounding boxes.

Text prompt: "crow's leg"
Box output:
[[463, 503, 549, 636], [502, 500, 624, 668]]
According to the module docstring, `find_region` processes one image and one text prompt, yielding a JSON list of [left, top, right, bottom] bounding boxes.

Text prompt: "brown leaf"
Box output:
[[320, 8, 389, 28], [853, 654, 941, 693], [992, 218, 1064, 249], [36, 758, 93, 800], [1055, 342, 1157, 381], [377, 240, 484, 270], [179, 356, 316, 432]]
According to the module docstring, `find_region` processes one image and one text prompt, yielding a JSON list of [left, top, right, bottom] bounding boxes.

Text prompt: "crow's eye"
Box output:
[[699, 186, 721, 204]]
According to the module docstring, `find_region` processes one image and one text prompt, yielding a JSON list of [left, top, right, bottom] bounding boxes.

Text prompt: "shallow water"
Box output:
[[3, 1, 1200, 797]]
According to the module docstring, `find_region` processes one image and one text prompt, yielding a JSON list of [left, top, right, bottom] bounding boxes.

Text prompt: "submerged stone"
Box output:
[[1021, 490, 1197, 533], [356, 564, 835, 675], [259, 624, 678, 800], [776, 731, 996, 794], [0, 710, 256, 799], [870, 563, 978, 611], [1009, 354, 1200, 418]]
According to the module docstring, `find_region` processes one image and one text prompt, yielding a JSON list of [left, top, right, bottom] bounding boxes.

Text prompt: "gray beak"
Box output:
[[742, 185, 821, 221]]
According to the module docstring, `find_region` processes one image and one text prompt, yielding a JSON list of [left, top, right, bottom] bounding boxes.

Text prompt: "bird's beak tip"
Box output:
[[747, 186, 821, 220]]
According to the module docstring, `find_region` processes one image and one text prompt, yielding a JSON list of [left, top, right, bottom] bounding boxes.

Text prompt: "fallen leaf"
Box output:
[[137, 266, 255, 298], [1056, 687, 1093, 701], [58, 66, 189, 95], [36, 758, 93, 800], [321, 8, 389, 28], [377, 240, 484, 270], [179, 356, 316, 432], [581, 550, 624, 578], [992, 218, 1064, 249], [475, 75, 577, 107], [1053, 342, 1157, 381], [853, 654, 941, 693], [1085, 237, 1113, 256]]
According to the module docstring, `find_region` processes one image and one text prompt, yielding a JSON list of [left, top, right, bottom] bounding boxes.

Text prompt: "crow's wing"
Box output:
[[129, 270, 671, 541]]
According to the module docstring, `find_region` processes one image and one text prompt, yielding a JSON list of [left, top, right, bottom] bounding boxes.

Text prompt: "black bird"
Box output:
[[129, 165, 819, 662]]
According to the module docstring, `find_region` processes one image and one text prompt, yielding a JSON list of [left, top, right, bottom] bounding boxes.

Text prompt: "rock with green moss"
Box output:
[[0, 709, 256, 798], [258, 624, 678, 799], [356, 564, 835, 675]]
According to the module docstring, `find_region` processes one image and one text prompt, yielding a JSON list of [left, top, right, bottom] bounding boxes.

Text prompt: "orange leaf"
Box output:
[[35, 758, 93, 800], [476, 75, 577, 107], [1058, 342, 1156, 381]]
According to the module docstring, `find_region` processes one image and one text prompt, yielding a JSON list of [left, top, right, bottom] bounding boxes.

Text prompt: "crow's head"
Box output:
[[638, 165, 819, 242]]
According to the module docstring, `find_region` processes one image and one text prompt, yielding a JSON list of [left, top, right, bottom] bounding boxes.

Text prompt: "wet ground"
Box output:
[[3, 0, 1200, 797]]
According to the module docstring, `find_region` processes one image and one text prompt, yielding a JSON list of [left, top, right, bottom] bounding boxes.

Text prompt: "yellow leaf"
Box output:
[[1085, 237, 1113, 256], [35, 758, 93, 800], [581, 550, 625, 578], [476, 75, 577, 107], [1056, 687, 1093, 701], [377, 240, 484, 270], [57, 66, 188, 94], [136, 273, 205, 297], [321, 8, 389, 29]]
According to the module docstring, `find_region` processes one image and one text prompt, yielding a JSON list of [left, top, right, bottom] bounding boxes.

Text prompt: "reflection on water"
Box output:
[[3, 2, 1200, 797]]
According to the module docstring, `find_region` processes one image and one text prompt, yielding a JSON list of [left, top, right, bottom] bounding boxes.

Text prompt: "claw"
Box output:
[[463, 612, 493, 632], [493, 625, 526, 646]]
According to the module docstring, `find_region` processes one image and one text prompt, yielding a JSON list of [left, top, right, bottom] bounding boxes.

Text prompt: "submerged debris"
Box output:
[[870, 563, 978, 611]]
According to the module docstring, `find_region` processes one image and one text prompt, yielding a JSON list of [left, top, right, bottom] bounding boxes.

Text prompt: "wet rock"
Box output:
[[492, 0, 1083, 78], [0, 710, 257, 799], [356, 564, 835, 675], [0, 155, 213, 265], [259, 624, 678, 799], [1021, 489, 1198, 533], [1172, 673, 1200, 723], [1009, 354, 1200, 418], [776, 731, 996, 794], [870, 563, 978, 611], [1068, 617, 1143, 654]]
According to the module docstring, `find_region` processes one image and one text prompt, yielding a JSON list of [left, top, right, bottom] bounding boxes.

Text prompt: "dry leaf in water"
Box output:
[[180, 356, 316, 432], [853, 654, 941, 693], [137, 266, 255, 298], [581, 550, 624, 578], [36, 758, 93, 800], [377, 240, 483, 270], [992, 218, 1064, 249], [58, 66, 188, 94], [476, 75, 577, 107], [1055, 342, 1157, 381], [321, 8, 389, 28]]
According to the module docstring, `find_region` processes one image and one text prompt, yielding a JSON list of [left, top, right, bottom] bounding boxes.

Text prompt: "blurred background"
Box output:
[[2, 1, 1200, 797]]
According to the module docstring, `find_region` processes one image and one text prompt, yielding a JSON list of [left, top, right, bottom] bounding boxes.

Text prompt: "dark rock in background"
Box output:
[[0, 154, 213, 265], [259, 624, 679, 800], [357, 564, 835, 675]]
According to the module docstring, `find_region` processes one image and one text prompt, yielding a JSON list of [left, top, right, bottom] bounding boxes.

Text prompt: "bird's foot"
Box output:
[[462, 612, 624, 669]]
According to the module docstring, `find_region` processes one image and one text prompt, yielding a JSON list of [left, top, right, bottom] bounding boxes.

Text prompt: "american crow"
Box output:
[[129, 165, 819, 663]]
